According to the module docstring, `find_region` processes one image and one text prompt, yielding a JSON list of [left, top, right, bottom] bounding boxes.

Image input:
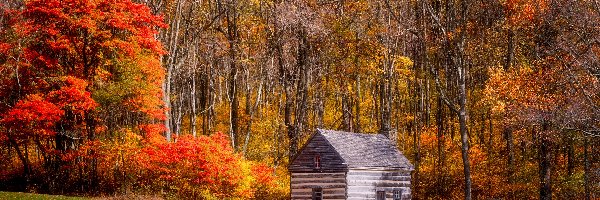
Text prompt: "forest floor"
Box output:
[[0, 191, 165, 200], [0, 191, 88, 200]]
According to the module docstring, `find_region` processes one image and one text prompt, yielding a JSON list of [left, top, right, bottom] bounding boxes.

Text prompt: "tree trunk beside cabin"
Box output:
[[342, 93, 352, 132], [295, 30, 309, 139], [379, 68, 392, 137], [354, 75, 362, 133], [427, 0, 473, 197], [271, 20, 298, 160]]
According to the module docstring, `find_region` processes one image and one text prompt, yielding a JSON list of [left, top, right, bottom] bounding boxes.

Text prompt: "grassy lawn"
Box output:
[[0, 191, 89, 200]]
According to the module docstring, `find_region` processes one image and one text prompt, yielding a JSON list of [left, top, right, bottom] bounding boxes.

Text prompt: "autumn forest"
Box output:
[[0, 0, 599, 199]]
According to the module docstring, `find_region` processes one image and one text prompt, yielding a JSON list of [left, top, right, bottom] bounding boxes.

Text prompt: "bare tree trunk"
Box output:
[[161, 0, 185, 142], [229, 67, 238, 149], [503, 28, 514, 71], [243, 68, 263, 156], [342, 92, 352, 132], [412, 0, 426, 196], [272, 19, 297, 160], [488, 113, 493, 152], [503, 23, 516, 195], [538, 128, 552, 200], [163, 67, 172, 141], [459, 7, 472, 200], [8, 135, 30, 183], [316, 76, 325, 128], [584, 135, 590, 200], [458, 64, 471, 200], [505, 127, 515, 183], [353, 33, 361, 133], [457, 1, 471, 198], [436, 96, 446, 194], [427, 0, 472, 198], [226, 0, 240, 149], [379, 65, 392, 136], [354, 75, 361, 133], [567, 133, 574, 176], [295, 30, 309, 138], [190, 58, 197, 138], [284, 84, 296, 159], [175, 88, 184, 137]]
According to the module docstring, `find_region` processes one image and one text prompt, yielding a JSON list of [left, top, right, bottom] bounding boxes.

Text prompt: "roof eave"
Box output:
[[348, 166, 415, 171]]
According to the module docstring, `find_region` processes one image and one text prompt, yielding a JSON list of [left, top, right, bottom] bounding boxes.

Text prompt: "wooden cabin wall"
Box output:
[[290, 172, 347, 200], [288, 134, 347, 172], [346, 169, 412, 200]]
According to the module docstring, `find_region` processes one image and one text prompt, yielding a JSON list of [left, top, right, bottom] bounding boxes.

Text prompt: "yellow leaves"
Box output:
[[491, 100, 506, 114], [346, 84, 353, 93], [248, 0, 262, 6], [483, 66, 508, 114], [94, 65, 112, 83], [394, 56, 414, 77], [446, 30, 454, 41]]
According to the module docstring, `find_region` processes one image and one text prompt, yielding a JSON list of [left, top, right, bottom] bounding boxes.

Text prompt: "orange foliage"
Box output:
[[47, 76, 98, 115], [94, 131, 285, 199], [413, 126, 509, 199], [504, 0, 548, 26], [0, 0, 173, 196], [137, 132, 250, 198], [1, 94, 64, 139]]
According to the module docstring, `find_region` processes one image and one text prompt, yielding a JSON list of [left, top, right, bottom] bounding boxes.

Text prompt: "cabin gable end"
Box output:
[[288, 133, 347, 172]]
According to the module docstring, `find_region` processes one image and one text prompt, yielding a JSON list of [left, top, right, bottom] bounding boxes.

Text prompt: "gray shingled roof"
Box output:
[[318, 129, 414, 170]]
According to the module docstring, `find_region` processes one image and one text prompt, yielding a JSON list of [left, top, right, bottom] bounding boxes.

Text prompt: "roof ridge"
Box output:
[[318, 129, 414, 170]]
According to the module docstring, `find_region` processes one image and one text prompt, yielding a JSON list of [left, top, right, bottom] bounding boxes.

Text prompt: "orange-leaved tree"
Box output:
[[126, 131, 285, 199], [0, 0, 166, 192]]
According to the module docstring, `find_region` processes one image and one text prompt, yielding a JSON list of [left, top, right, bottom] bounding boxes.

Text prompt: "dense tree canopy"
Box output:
[[0, 0, 599, 199]]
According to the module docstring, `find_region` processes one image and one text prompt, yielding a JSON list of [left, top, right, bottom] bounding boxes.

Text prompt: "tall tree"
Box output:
[[426, 0, 473, 198], [0, 0, 166, 190]]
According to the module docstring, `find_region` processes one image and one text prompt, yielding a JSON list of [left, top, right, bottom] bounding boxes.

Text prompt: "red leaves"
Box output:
[[134, 132, 261, 198], [0, 0, 166, 136], [48, 76, 97, 114], [12, 0, 167, 80], [0, 76, 97, 140], [0, 0, 172, 195], [0, 42, 10, 54], [252, 163, 277, 188], [1, 94, 64, 138]]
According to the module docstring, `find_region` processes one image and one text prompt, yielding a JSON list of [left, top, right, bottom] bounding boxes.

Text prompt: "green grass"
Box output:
[[0, 191, 89, 200]]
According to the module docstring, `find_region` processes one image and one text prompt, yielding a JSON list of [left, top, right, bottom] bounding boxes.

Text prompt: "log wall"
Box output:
[[346, 169, 412, 200], [290, 172, 347, 200], [288, 133, 347, 172]]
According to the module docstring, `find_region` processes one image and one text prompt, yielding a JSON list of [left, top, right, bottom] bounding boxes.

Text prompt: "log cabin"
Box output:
[[289, 129, 414, 200]]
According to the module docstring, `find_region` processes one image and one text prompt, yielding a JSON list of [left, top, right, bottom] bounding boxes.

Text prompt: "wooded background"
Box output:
[[1, 0, 599, 199]]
